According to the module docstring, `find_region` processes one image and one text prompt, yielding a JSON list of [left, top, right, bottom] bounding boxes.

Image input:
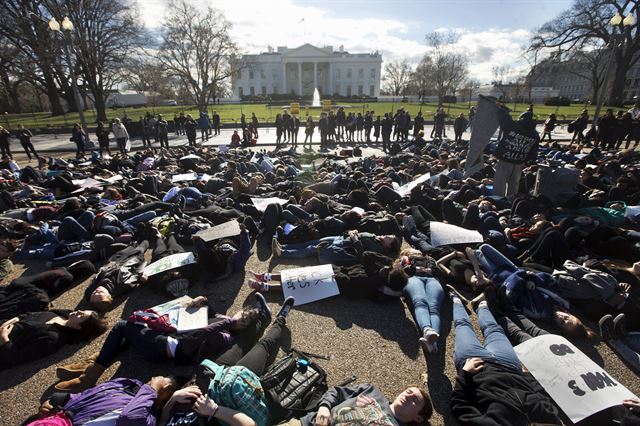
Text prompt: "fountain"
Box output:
[[311, 88, 321, 107]]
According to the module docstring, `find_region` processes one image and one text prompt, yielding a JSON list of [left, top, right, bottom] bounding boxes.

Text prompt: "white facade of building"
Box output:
[[232, 44, 382, 99]]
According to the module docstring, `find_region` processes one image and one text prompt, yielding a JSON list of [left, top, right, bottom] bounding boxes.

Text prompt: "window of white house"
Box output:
[[347, 68, 352, 79], [250, 86, 255, 95]]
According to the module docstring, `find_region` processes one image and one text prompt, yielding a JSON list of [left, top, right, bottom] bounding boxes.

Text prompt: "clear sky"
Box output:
[[137, 0, 575, 82]]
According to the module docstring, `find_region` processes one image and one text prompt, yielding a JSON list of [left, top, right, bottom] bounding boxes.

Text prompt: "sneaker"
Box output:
[[271, 237, 281, 257], [599, 314, 614, 341], [420, 329, 439, 354], [248, 279, 268, 292], [613, 313, 628, 339], [254, 293, 272, 320], [166, 278, 190, 298], [250, 271, 267, 282], [276, 296, 295, 319]]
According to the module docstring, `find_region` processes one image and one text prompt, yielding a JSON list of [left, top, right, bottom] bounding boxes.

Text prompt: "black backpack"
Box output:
[[260, 349, 329, 422]]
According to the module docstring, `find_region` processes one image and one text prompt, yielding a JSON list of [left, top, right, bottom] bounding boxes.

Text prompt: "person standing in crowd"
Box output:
[[95, 121, 111, 157], [282, 110, 291, 143], [275, 113, 283, 148], [413, 111, 425, 138], [468, 106, 476, 132], [364, 110, 373, 143], [327, 110, 336, 143], [616, 111, 633, 149], [381, 112, 393, 152], [319, 112, 328, 149], [173, 114, 180, 136], [139, 115, 151, 148], [251, 112, 259, 138], [0, 125, 12, 160], [184, 114, 197, 147], [198, 111, 210, 142], [291, 114, 299, 149], [336, 106, 346, 141], [212, 111, 221, 135], [453, 113, 468, 142], [540, 113, 557, 145], [156, 115, 169, 149], [356, 112, 364, 142], [147, 114, 157, 143], [71, 123, 86, 159], [240, 113, 247, 136], [597, 108, 618, 150], [111, 118, 130, 155], [304, 115, 314, 149], [16, 124, 39, 161], [373, 115, 381, 143], [569, 109, 589, 145], [493, 108, 540, 198], [433, 107, 447, 139]]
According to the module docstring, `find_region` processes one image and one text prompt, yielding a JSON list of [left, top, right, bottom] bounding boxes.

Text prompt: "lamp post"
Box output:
[[592, 11, 636, 128], [48, 16, 92, 146]]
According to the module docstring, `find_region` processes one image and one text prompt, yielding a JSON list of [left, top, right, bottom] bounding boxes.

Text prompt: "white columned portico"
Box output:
[[313, 62, 317, 91], [298, 62, 302, 96], [282, 62, 287, 94], [328, 62, 333, 96]]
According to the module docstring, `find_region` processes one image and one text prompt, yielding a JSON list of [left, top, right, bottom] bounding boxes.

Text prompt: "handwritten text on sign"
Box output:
[[514, 334, 637, 423], [280, 264, 340, 306]]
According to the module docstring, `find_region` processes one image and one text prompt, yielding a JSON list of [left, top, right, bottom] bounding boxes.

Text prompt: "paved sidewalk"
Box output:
[[17, 124, 576, 154]]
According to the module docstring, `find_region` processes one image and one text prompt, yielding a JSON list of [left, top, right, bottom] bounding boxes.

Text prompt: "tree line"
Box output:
[[0, 0, 242, 121]]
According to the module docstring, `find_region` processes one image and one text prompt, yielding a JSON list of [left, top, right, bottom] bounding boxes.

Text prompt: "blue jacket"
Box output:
[[502, 270, 569, 320]]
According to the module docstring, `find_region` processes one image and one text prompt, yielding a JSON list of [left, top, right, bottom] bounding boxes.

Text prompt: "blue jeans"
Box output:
[[279, 236, 338, 259], [57, 217, 91, 242], [475, 243, 518, 286], [403, 276, 444, 335], [96, 320, 169, 367], [453, 301, 521, 372], [281, 205, 312, 224]]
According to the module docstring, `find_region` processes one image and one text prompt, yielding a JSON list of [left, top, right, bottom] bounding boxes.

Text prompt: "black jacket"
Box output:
[[451, 363, 560, 425]]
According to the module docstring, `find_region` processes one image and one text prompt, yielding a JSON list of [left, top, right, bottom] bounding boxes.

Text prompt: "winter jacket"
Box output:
[[300, 383, 401, 426], [112, 123, 129, 140], [495, 109, 540, 164], [63, 378, 159, 425], [501, 270, 569, 320], [451, 363, 561, 426]]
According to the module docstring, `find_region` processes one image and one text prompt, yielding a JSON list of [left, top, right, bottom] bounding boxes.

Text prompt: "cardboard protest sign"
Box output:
[[195, 220, 241, 242], [251, 197, 288, 212], [625, 205, 640, 221], [465, 95, 502, 177], [102, 175, 123, 183], [515, 334, 637, 423], [430, 222, 483, 246], [171, 172, 197, 183], [151, 296, 208, 333], [281, 264, 339, 306], [200, 173, 212, 183], [143, 252, 196, 277]]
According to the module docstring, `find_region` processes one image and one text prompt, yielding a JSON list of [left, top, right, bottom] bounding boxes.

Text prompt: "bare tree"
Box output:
[[565, 45, 609, 104], [425, 31, 468, 103], [410, 55, 434, 100], [382, 59, 412, 96], [121, 56, 175, 99], [0, 36, 23, 112], [158, 0, 243, 110], [532, 0, 640, 106], [459, 79, 481, 107], [491, 65, 512, 99], [46, 0, 146, 122]]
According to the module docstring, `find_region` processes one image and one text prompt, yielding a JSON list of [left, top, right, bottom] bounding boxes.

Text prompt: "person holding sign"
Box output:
[[493, 108, 540, 198], [448, 289, 561, 425]]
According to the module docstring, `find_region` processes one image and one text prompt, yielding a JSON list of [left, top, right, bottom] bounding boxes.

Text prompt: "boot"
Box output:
[[56, 353, 98, 381], [55, 362, 105, 392]]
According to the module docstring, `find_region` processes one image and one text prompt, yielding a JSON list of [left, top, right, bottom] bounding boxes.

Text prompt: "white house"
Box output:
[[232, 44, 382, 99]]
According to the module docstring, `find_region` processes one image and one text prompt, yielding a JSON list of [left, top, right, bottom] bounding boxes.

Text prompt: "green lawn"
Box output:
[[0, 101, 618, 130]]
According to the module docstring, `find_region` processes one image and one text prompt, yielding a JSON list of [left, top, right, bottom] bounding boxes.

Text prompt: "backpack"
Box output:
[[260, 349, 329, 422]]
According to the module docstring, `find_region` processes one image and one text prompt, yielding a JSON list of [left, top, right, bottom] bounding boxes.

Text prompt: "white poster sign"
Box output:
[[430, 222, 483, 246], [515, 334, 637, 423], [395, 173, 431, 197], [625, 205, 640, 221], [143, 252, 196, 277], [72, 178, 103, 188], [281, 264, 340, 306], [102, 174, 123, 183], [195, 220, 241, 242], [251, 197, 288, 212], [200, 173, 212, 183], [180, 154, 201, 160], [172, 172, 198, 183]]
